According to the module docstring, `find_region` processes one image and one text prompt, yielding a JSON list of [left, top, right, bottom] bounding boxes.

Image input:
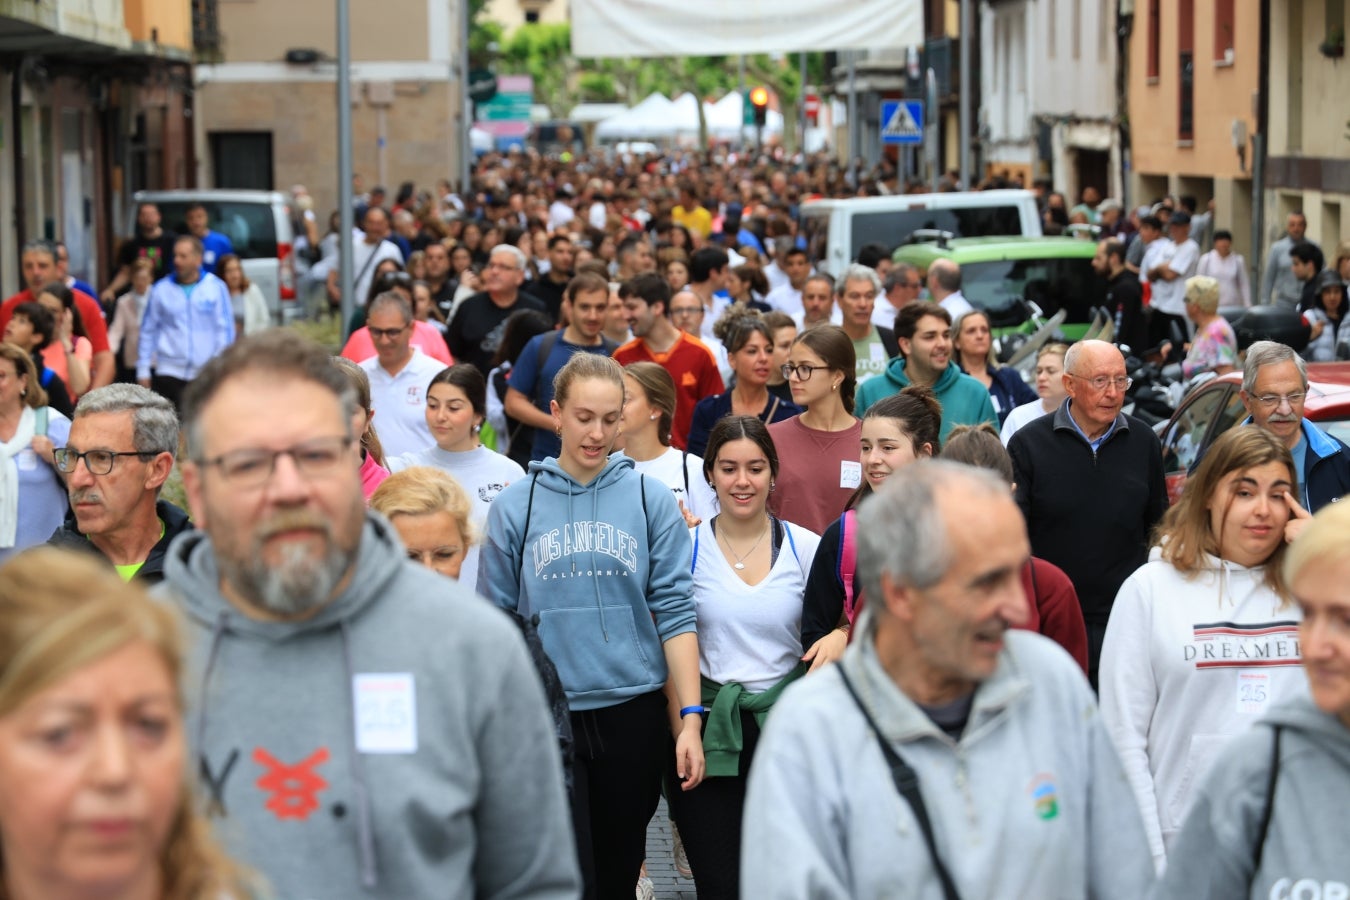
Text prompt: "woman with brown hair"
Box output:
[[686, 306, 801, 457], [769, 325, 860, 534], [1101, 425, 1307, 874], [0, 548, 256, 900]]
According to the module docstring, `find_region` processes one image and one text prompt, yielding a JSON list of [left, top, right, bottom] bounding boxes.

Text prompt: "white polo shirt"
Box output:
[[359, 349, 444, 459]]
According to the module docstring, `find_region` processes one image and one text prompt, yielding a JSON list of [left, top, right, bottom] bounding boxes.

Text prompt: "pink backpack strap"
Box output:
[[838, 509, 859, 622]]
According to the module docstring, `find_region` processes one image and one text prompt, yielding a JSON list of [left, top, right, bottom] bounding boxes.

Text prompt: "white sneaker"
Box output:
[[673, 825, 692, 879]]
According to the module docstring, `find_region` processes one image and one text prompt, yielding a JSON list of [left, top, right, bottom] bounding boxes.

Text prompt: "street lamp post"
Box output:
[[337, 0, 355, 336]]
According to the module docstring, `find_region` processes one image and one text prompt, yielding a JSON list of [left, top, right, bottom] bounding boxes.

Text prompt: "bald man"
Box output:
[[1006, 340, 1168, 686]]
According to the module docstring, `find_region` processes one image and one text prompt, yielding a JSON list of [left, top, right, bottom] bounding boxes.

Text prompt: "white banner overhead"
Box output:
[[571, 0, 923, 58]]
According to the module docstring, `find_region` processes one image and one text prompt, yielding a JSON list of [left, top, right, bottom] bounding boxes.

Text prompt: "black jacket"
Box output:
[[1007, 401, 1168, 626], [48, 499, 193, 584], [1107, 270, 1148, 354]]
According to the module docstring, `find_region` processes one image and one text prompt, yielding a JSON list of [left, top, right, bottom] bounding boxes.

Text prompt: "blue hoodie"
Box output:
[[478, 455, 697, 711]]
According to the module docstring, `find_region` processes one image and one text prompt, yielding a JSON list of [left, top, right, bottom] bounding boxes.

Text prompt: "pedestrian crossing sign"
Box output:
[[880, 100, 923, 145]]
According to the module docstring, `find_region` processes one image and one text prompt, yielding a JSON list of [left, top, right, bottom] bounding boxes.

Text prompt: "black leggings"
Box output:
[[665, 709, 762, 900], [570, 690, 668, 900]]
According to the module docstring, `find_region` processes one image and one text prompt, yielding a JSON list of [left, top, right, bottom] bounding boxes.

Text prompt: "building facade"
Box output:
[[981, 0, 1121, 200], [1126, 0, 1259, 261], [0, 0, 194, 295], [1264, 0, 1348, 262], [192, 0, 466, 219]]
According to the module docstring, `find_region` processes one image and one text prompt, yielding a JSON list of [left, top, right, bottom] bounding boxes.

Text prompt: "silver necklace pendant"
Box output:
[[734, 562, 745, 570]]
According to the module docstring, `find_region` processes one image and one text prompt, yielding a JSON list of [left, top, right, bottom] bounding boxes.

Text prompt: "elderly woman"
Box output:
[[1170, 276, 1238, 380], [0, 548, 253, 899]]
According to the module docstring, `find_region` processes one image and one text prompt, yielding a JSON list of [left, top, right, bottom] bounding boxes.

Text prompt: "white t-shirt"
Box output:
[[765, 283, 803, 316], [690, 518, 820, 691], [791, 306, 843, 331], [388, 444, 526, 587], [1000, 398, 1055, 445], [359, 350, 444, 459], [871, 295, 900, 330], [351, 238, 405, 303], [614, 446, 717, 524], [938, 290, 975, 319], [1149, 238, 1200, 316]]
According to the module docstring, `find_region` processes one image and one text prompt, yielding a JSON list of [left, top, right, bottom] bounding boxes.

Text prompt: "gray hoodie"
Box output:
[[1153, 693, 1350, 899], [741, 607, 1155, 899], [162, 513, 581, 900]]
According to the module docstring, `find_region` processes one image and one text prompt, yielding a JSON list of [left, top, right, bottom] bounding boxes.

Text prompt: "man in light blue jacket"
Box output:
[[742, 460, 1154, 899], [136, 234, 234, 409]]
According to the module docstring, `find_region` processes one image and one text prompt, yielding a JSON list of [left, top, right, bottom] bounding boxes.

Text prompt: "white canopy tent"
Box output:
[[705, 91, 785, 140], [593, 92, 677, 141]]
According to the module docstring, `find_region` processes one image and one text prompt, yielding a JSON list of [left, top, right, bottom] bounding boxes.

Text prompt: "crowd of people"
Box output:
[[2, 152, 1350, 900]]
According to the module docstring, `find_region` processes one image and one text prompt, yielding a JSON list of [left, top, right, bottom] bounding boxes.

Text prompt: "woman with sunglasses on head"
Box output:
[[388, 364, 523, 587], [800, 387, 942, 671], [686, 306, 801, 457], [478, 353, 704, 900], [670, 415, 820, 899], [768, 325, 861, 535], [1100, 426, 1307, 874], [340, 270, 454, 366]]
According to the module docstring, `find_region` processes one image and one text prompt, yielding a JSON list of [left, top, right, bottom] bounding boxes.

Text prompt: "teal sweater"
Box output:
[[855, 357, 997, 441]]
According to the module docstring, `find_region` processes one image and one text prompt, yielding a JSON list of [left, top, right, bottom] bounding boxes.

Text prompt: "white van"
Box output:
[[799, 189, 1042, 275], [131, 190, 298, 323]]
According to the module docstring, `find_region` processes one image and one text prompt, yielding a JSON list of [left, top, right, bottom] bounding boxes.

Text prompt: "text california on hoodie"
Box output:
[[1152, 693, 1348, 900], [477, 455, 697, 711], [160, 512, 581, 900]]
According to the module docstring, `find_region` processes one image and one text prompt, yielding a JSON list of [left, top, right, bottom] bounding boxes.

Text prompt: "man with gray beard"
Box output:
[[48, 384, 189, 583], [160, 329, 580, 900]]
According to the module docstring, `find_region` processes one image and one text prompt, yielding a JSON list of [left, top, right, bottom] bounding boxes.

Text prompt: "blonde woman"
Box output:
[[0, 548, 255, 900], [1101, 426, 1306, 872], [370, 465, 473, 580], [0, 342, 69, 563], [1000, 343, 1069, 445]]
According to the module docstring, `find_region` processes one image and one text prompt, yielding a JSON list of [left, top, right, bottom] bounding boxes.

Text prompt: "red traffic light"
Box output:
[[749, 87, 769, 108]]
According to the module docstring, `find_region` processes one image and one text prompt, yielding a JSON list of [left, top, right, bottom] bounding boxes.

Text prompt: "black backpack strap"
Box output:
[[837, 666, 962, 900], [682, 448, 690, 498], [535, 330, 561, 379], [1252, 724, 1283, 872]]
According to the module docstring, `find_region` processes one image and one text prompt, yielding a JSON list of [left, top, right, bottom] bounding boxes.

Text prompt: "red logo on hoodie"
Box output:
[[254, 747, 330, 820]]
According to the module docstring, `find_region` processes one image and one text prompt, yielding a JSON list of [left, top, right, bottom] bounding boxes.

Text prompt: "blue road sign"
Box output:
[[880, 100, 924, 145]]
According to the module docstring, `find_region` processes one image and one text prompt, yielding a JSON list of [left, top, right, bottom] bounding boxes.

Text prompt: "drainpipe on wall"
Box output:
[[1116, 2, 1132, 211], [1251, 0, 1270, 292], [11, 57, 26, 268]]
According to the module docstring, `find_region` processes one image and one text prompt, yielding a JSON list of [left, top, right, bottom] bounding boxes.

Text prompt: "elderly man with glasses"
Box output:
[[1007, 339, 1169, 688], [446, 244, 546, 374], [1237, 341, 1350, 531], [47, 384, 189, 583]]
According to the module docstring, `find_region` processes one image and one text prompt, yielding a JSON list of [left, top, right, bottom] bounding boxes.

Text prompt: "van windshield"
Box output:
[[962, 257, 1104, 328], [852, 206, 1023, 260], [153, 202, 279, 259]]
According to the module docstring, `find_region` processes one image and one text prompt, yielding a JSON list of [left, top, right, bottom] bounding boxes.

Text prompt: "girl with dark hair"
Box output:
[[34, 281, 91, 398], [671, 415, 819, 898], [799, 387, 943, 669], [388, 363, 524, 586], [479, 353, 704, 900], [769, 325, 861, 534], [725, 265, 770, 311], [486, 308, 555, 470], [686, 306, 801, 456]]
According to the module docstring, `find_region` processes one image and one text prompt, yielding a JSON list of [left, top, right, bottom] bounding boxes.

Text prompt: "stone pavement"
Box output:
[[644, 798, 697, 899]]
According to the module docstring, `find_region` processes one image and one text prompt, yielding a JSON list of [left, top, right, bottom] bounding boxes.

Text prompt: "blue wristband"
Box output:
[[680, 705, 707, 718]]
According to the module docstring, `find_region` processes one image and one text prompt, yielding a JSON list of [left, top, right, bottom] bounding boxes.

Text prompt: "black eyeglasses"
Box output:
[[53, 448, 164, 475], [781, 363, 829, 381], [369, 324, 410, 340], [195, 436, 354, 487]]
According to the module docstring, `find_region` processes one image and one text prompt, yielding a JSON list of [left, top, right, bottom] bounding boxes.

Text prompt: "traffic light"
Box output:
[[750, 87, 769, 128]]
